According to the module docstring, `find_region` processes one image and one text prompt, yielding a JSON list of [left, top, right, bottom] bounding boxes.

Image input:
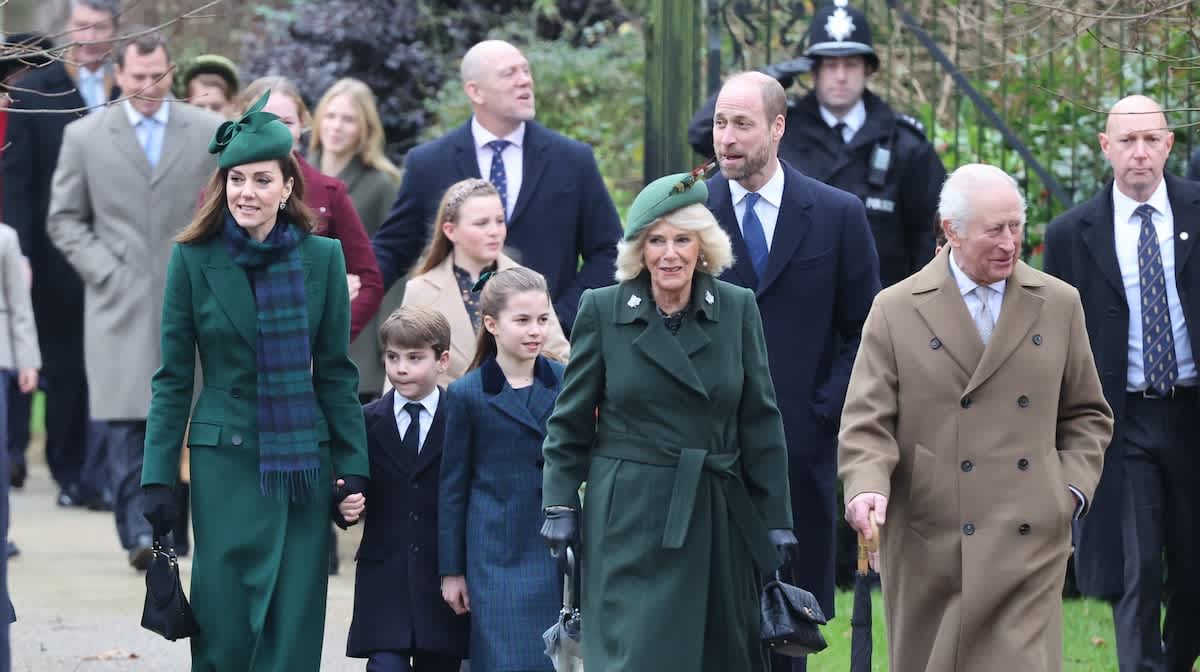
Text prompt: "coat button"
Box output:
[[1032, 334, 1042, 346], [930, 337, 942, 350], [231, 434, 243, 446], [1018, 458, 1029, 470], [231, 387, 242, 398], [1018, 523, 1031, 535], [961, 460, 973, 472], [412, 482, 420, 489], [963, 523, 975, 536], [1103, 370, 1114, 378], [961, 397, 972, 409], [410, 544, 419, 553], [410, 512, 420, 521], [1107, 306, 1120, 318], [319, 206, 327, 213], [1018, 395, 1030, 408]]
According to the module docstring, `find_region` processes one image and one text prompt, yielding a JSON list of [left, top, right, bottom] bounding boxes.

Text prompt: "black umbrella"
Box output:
[[851, 513, 880, 672], [543, 546, 583, 672]]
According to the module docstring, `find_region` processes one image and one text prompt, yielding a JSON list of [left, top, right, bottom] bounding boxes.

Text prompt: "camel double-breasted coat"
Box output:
[[839, 248, 1113, 672]]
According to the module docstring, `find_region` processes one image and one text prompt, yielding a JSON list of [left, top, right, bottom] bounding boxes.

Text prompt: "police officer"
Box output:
[[689, 0, 947, 288]]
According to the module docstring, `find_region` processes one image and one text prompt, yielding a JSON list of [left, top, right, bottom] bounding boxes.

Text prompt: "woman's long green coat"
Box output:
[[542, 271, 793, 672], [142, 234, 369, 672]]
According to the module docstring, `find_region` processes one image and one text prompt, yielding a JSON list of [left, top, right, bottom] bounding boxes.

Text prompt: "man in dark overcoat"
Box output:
[[371, 39, 622, 332], [1044, 94, 1200, 672], [1, 0, 121, 508], [690, 1, 944, 290], [704, 71, 879, 672]]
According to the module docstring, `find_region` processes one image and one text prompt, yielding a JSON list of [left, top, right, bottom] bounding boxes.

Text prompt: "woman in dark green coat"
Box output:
[[141, 93, 369, 672], [540, 173, 796, 672]]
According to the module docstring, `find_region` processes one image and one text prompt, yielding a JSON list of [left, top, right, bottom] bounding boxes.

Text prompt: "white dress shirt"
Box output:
[[472, 117, 525, 219], [948, 249, 1006, 327], [1113, 180, 1195, 390], [122, 100, 170, 167], [819, 99, 867, 144], [728, 161, 786, 250], [393, 387, 440, 453]]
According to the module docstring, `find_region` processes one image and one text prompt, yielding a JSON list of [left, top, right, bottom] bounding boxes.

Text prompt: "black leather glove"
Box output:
[[760, 56, 812, 90], [768, 528, 799, 569], [142, 484, 178, 537], [332, 475, 368, 529], [540, 506, 577, 559]]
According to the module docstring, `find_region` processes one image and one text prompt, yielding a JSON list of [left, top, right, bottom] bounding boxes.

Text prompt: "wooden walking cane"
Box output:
[[856, 511, 880, 574]]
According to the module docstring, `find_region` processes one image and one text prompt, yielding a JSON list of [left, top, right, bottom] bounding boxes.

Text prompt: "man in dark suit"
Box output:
[[1, 0, 121, 508], [371, 39, 623, 330], [1044, 94, 1200, 672], [705, 71, 880, 672]]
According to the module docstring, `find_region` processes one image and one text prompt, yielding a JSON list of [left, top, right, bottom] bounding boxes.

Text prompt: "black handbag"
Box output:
[[760, 568, 828, 657], [141, 536, 199, 641]]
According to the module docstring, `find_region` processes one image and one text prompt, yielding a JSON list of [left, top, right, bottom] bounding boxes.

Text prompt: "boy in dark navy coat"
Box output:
[[346, 306, 468, 672]]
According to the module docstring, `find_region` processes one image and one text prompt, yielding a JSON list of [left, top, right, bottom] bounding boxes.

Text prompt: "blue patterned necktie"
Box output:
[[741, 192, 769, 280], [486, 139, 511, 215], [1136, 203, 1178, 396]]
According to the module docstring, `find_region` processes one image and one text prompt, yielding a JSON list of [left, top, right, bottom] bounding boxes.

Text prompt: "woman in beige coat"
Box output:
[[398, 179, 568, 388]]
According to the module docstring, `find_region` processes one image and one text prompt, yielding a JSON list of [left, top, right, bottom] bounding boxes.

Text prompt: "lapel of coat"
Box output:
[[1166, 173, 1200, 273], [509, 122, 549, 230], [452, 122, 482, 182], [413, 387, 449, 478], [706, 174, 757, 289], [200, 234, 317, 351], [1079, 183, 1124, 300], [525, 358, 562, 428], [151, 102, 189, 186], [615, 273, 713, 399], [912, 248, 984, 377], [368, 389, 412, 476], [420, 256, 477, 367], [758, 163, 815, 295], [482, 358, 548, 434], [106, 104, 153, 179], [964, 261, 1046, 395]]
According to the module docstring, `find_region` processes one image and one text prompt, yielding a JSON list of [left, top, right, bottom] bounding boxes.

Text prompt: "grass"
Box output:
[[810, 591, 1118, 671]]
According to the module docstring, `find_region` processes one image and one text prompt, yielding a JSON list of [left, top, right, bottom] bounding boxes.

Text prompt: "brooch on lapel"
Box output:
[[627, 295, 642, 308], [705, 291, 714, 305]]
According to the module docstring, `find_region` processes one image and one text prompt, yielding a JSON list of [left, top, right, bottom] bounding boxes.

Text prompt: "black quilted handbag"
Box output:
[[760, 568, 828, 657], [141, 536, 199, 641]]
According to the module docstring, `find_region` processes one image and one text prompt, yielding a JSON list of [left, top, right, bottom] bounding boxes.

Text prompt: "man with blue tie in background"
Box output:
[[371, 40, 623, 331], [1044, 94, 1200, 672], [47, 28, 221, 570], [704, 71, 880, 672]]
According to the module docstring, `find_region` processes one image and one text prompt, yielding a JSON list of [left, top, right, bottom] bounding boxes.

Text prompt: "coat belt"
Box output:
[[591, 432, 778, 573]]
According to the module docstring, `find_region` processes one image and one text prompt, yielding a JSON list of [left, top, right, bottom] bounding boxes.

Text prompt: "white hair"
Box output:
[[614, 203, 734, 282], [938, 163, 1027, 235]]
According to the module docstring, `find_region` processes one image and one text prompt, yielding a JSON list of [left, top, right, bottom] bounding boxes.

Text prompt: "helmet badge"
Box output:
[[825, 0, 856, 43]]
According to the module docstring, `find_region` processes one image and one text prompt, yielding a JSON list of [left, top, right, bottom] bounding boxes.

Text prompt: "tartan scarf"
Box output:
[[223, 212, 320, 500]]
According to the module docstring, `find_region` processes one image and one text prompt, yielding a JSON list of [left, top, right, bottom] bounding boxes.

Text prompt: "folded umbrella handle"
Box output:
[[856, 510, 880, 575], [561, 546, 577, 611]]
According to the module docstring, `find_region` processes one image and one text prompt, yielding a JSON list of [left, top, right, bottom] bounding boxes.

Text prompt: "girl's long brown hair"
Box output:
[[177, 154, 315, 243], [467, 267, 553, 372], [411, 178, 501, 277]]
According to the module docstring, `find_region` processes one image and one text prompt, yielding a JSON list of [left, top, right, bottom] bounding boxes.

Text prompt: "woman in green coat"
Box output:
[[540, 172, 796, 672], [141, 93, 369, 672]]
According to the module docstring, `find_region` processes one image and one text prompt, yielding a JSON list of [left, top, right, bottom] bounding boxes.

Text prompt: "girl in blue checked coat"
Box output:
[[438, 267, 568, 672]]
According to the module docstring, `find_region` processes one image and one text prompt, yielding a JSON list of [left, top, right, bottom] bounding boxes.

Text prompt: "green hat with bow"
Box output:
[[208, 90, 293, 169], [623, 165, 712, 241]]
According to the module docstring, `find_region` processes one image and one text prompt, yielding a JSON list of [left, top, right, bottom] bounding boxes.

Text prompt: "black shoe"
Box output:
[[6, 540, 17, 558], [9, 462, 25, 489], [56, 483, 83, 508], [128, 535, 154, 571], [84, 494, 114, 512]]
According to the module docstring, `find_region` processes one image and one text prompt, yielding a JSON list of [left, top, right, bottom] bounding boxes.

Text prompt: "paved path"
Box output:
[[9, 455, 368, 671]]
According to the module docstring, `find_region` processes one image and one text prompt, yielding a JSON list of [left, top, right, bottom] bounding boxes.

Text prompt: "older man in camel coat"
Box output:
[[839, 163, 1113, 672]]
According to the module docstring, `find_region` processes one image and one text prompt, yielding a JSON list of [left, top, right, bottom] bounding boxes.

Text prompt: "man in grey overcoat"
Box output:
[[47, 28, 221, 568]]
